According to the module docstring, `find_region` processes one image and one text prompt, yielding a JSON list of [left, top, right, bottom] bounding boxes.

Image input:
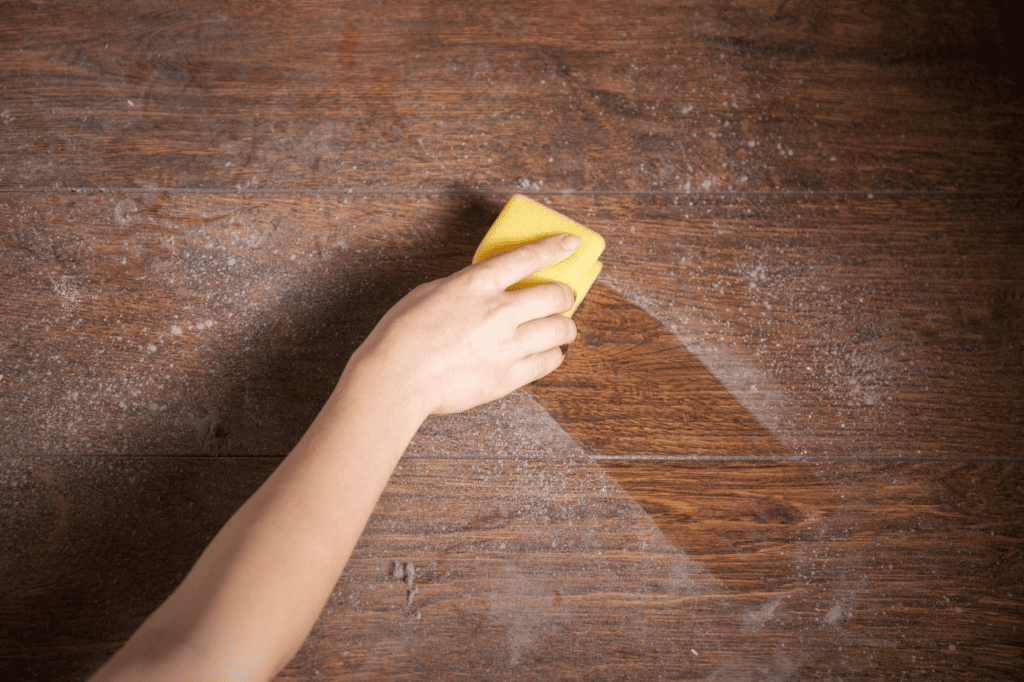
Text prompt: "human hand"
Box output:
[[345, 234, 582, 417]]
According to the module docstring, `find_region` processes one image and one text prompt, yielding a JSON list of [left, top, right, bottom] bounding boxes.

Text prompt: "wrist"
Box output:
[[322, 354, 430, 456]]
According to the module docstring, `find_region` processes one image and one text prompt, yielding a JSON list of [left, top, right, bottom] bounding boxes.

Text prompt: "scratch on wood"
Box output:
[[391, 559, 419, 607]]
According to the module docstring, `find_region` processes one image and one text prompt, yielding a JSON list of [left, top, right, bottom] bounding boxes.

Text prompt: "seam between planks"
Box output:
[[1, 188, 1022, 198], [8, 454, 1024, 463]]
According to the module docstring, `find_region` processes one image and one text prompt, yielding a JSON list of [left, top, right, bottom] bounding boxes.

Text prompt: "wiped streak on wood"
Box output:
[[2, 192, 1020, 459], [529, 282, 790, 459], [0, 457, 1020, 680], [0, 0, 1020, 192]]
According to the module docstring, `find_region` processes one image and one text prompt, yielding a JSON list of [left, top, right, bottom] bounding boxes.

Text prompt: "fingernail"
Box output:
[[561, 234, 582, 250]]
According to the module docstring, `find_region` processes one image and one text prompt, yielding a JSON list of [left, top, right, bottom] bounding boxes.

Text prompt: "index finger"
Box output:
[[477, 234, 583, 290]]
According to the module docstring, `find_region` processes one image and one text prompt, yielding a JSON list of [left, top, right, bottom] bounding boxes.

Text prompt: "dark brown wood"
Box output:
[[1, 457, 1020, 680], [2, 0, 1024, 679], [0, 0, 1020, 192]]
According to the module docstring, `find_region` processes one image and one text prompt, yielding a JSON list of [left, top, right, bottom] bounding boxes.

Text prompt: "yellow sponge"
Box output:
[[472, 195, 605, 317]]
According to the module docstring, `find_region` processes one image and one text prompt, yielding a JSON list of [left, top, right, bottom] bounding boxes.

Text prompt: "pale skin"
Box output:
[[89, 233, 583, 682]]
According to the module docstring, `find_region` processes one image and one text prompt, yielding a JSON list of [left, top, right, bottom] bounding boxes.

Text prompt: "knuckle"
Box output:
[[562, 284, 577, 310], [563, 317, 578, 342], [465, 265, 498, 291], [532, 351, 555, 378], [548, 282, 574, 310], [413, 279, 439, 296]]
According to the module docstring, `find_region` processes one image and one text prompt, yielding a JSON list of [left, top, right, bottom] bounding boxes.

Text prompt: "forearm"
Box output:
[[91, 365, 426, 682], [90, 234, 579, 681]]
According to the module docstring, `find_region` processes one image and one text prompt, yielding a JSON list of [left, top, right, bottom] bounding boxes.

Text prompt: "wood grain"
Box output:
[[1, 457, 1020, 680], [0, 0, 1020, 192], [2, 192, 1020, 459]]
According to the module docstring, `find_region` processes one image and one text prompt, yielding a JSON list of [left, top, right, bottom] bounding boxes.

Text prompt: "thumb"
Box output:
[[478, 234, 583, 290]]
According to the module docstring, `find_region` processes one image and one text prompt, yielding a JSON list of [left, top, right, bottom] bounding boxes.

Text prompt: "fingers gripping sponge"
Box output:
[[472, 195, 606, 317]]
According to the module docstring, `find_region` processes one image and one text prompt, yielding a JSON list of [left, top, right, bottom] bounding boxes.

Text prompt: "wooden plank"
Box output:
[[0, 0, 1020, 192], [2, 192, 1021, 459], [1, 456, 1021, 679]]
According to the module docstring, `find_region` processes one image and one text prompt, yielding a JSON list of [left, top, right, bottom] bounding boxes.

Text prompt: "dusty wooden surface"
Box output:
[[1, 0, 1023, 680]]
